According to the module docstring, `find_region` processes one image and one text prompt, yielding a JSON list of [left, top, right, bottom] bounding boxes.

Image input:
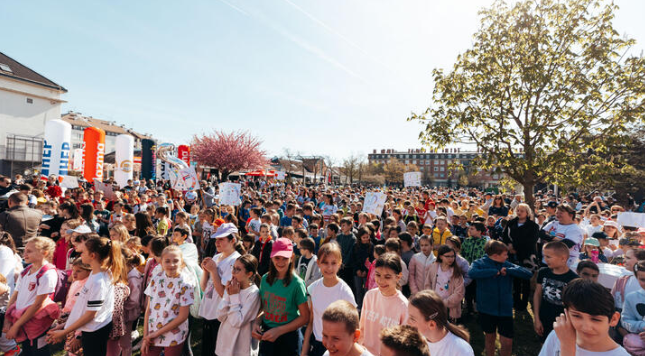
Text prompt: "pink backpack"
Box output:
[[20, 263, 70, 303]]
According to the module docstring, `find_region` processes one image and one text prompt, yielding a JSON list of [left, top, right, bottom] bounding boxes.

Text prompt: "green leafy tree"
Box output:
[[410, 0, 645, 208]]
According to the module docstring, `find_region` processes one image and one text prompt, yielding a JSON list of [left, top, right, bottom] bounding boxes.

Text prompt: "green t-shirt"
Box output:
[[260, 273, 308, 328]]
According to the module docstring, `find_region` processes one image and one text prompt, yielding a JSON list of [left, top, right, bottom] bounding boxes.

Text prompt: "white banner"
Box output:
[[72, 148, 83, 171], [219, 183, 242, 206], [60, 175, 79, 189], [617, 212, 645, 228], [362, 192, 387, 216], [404, 171, 422, 187]]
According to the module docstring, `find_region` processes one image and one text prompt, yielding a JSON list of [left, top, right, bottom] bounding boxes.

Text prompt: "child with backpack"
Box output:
[[4, 236, 60, 356], [215, 254, 262, 356], [141, 245, 195, 356], [47, 237, 127, 356]]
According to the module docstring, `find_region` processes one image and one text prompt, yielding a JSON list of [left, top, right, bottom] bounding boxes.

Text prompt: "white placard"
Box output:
[[170, 167, 200, 191], [617, 212, 645, 228], [276, 171, 286, 180], [404, 171, 422, 187], [219, 183, 242, 206], [94, 179, 117, 201], [362, 192, 387, 216], [60, 175, 79, 189]]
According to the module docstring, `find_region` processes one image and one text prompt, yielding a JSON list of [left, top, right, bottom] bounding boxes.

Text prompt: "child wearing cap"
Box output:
[[252, 237, 309, 356], [579, 237, 608, 263], [199, 223, 242, 356]]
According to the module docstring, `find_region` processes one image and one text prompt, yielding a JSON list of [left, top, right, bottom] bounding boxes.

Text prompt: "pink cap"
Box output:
[[271, 238, 293, 259]]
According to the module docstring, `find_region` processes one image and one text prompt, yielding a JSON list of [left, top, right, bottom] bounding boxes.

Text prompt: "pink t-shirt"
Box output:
[[359, 289, 408, 355], [63, 278, 88, 313]]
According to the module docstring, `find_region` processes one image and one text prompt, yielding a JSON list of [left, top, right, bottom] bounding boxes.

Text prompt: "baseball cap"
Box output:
[[72, 225, 92, 234], [547, 201, 558, 209], [271, 238, 294, 259], [212, 223, 238, 239], [603, 221, 620, 229], [214, 218, 225, 227], [592, 231, 609, 240], [185, 191, 197, 201], [584, 237, 600, 247]]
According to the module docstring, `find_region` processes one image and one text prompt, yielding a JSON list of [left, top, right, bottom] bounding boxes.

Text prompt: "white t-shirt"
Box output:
[[14, 265, 57, 311], [198, 251, 240, 320], [307, 278, 356, 341], [539, 330, 629, 356], [323, 347, 373, 356], [426, 332, 474, 356], [66, 271, 114, 332], [0, 246, 18, 294], [543, 221, 584, 266]]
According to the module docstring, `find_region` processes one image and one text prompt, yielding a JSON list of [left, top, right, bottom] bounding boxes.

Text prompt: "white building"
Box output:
[[0, 51, 67, 177]]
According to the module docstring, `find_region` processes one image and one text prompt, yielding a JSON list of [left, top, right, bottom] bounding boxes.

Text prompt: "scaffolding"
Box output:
[[1, 134, 43, 176]]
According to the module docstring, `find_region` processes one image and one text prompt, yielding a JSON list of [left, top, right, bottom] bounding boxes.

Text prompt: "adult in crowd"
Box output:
[[502, 203, 540, 312], [0, 192, 42, 248]]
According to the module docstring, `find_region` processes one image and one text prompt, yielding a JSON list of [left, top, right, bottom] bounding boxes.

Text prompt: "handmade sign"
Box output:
[[617, 212, 645, 228], [94, 179, 117, 201], [219, 183, 242, 206], [404, 172, 422, 187], [363, 192, 387, 216]]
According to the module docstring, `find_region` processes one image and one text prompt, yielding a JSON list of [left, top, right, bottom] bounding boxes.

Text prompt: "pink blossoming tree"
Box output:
[[191, 130, 268, 181]]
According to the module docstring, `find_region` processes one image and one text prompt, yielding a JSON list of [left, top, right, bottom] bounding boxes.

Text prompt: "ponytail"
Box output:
[[410, 290, 470, 342], [84, 237, 128, 285], [234, 241, 246, 255]]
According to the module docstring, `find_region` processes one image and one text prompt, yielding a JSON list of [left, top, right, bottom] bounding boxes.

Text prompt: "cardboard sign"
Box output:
[[617, 212, 645, 228], [219, 183, 242, 206], [362, 192, 387, 216], [94, 179, 117, 201], [404, 172, 422, 187]]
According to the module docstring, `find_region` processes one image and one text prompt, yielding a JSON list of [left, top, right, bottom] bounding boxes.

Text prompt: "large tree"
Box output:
[[191, 130, 267, 181], [410, 0, 645, 208]]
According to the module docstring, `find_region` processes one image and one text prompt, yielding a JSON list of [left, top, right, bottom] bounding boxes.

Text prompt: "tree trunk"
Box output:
[[523, 181, 536, 212]]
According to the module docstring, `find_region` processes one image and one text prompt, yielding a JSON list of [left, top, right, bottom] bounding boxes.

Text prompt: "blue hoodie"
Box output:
[[468, 255, 532, 317]]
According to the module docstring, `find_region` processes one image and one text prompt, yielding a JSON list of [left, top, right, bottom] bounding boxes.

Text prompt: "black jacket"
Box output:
[[251, 239, 274, 277], [502, 217, 539, 270]]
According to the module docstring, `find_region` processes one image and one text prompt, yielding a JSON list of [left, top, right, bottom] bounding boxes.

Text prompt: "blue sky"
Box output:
[[2, 0, 644, 161]]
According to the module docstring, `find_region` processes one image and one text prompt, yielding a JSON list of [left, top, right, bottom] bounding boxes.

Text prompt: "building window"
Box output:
[[434, 173, 440, 178], [440, 173, 445, 178], [26, 98, 33, 104], [434, 160, 439, 165], [440, 166, 445, 171], [434, 167, 438, 172], [440, 160, 445, 165]]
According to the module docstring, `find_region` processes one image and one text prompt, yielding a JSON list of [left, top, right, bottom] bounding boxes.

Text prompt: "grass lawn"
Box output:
[[52, 309, 542, 356]]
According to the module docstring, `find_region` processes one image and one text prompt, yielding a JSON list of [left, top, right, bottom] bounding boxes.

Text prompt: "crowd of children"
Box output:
[[1, 176, 645, 356]]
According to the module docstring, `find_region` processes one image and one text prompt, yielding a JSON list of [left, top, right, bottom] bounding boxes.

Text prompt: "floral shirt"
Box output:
[[144, 269, 195, 347]]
